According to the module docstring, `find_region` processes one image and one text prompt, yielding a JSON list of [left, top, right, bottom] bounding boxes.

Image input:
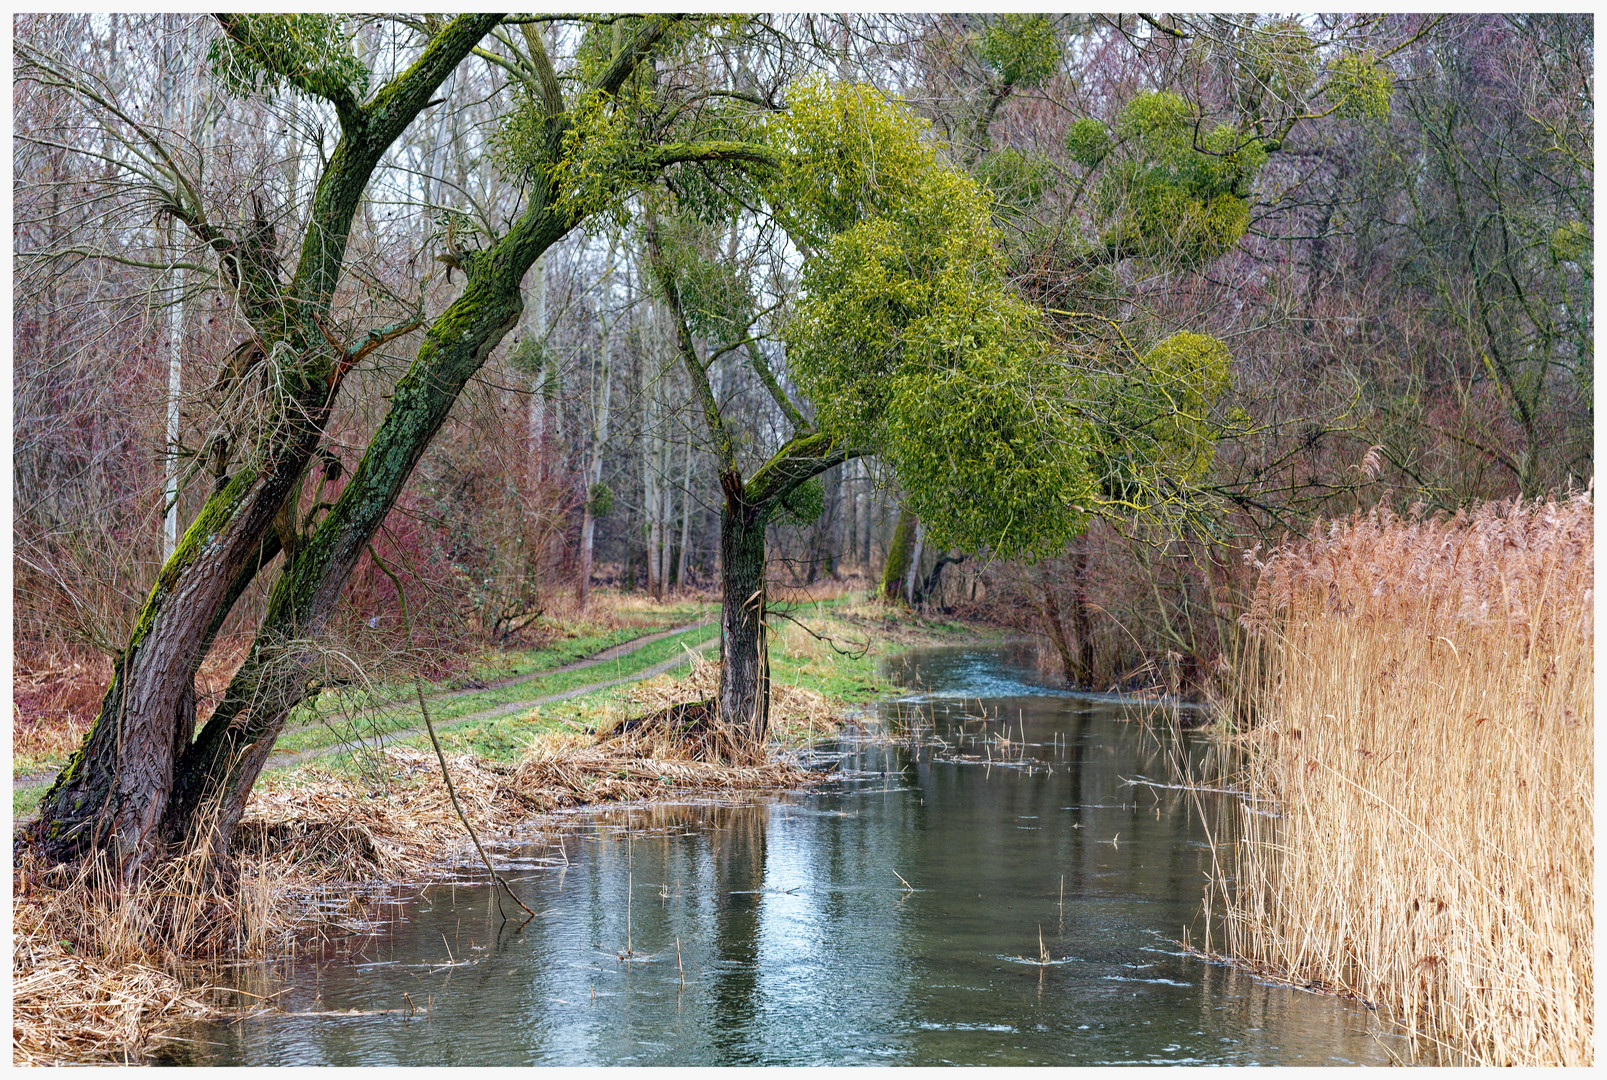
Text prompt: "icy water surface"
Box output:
[[158, 643, 1395, 1066]]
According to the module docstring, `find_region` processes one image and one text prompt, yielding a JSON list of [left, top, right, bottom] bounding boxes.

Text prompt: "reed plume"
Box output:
[[1219, 492, 1593, 1065]]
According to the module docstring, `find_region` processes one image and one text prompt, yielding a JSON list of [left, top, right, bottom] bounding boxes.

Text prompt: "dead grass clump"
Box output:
[[11, 648, 110, 764], [12, 932, 212, 1066], [602, 699, 751, 763], [619, 651, 844, 749], [13, 637, 253, 773], [1217, 492, 1593, 1066], [11, 844, 305, 1065], [508, 735, 818, 810], [239, 727, 821, 874]]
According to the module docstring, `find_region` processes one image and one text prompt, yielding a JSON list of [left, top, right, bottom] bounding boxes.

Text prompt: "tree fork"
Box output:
[[162, 215, 564, 858]]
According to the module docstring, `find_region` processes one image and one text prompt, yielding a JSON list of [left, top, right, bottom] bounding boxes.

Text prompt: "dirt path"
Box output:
[[265, 636, 717, 768], [13, 621, 714, 792]]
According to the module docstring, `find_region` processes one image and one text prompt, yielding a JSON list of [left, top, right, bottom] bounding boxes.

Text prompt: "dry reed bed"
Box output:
[[14, 660, 836, 1064], [1218, 493, 1592, 1065]]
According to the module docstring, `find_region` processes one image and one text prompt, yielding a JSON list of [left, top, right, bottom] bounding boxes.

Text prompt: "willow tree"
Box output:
[[25, 13, 505, 874], [638, 80, 1164, 743], [26, 13, 801, 875], [644, 15, 1401, 732]]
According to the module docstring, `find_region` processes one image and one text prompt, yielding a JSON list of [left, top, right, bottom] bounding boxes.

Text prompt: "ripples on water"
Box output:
[[159, 643, 1396, 1066]]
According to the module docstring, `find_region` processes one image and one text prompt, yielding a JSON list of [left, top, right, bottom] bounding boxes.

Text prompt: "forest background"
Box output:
[[12, 11, 1592, 785]]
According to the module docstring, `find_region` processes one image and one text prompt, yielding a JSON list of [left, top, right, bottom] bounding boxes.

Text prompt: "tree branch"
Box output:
[[517, 20, 564, 116], [593, 14, 681, 97], [214, 14, 362, 124], [742, 342, 808, 432], [746, 431, 864, 509], [646, 220, 736, 474]]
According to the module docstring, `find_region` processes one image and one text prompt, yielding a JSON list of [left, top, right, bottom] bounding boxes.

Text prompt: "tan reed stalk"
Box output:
[[1219, 493, 1593, 1065]]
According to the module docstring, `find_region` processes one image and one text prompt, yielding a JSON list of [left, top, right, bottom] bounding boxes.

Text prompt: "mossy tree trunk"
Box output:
[[30, 14, 501, 875], [880, 507, 918, 602], [161, 209, 565, 854], [716, 471, 772, 747], [151, 13, 716, 861]]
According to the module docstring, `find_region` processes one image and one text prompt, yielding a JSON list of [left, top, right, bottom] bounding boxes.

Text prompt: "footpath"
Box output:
[[12, 620, 717, 794]]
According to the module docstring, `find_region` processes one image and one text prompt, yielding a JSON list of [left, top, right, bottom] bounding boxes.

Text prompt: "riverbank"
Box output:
[[13, 592, 991, 1064], [1210, 495, 1593, 1066]]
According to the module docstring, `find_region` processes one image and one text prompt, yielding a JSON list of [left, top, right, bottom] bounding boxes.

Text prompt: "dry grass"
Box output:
[[1212, 493, 1592, 1065], [12, 840, 313, 1065], [13, 638, 252, 773], [616, 650, 846, 752], [14, 701, 825, 1064]]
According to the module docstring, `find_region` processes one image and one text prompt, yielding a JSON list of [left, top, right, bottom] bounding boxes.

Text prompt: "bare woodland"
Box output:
[[12, 14, 1591, 873]]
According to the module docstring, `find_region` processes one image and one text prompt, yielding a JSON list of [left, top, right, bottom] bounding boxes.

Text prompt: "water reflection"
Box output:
[[159, 644, 1394, 1066]]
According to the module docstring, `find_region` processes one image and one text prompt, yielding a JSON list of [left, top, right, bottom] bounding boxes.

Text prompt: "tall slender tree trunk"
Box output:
[[676, 435, 693, 588], [162, 230, 184, 560], [577, 233, 618, 609], [1037, 571, 1077, 684], [525, 253, 548, 486], [643, 394, 662, 600], [160, 14, 194, 560], [1070, 546, 1095, 687], [904, 520, 925, 606]]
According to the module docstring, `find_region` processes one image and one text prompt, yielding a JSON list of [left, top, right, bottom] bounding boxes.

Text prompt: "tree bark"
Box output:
[[577, 231, 619, 609], [880, 506, 918, 601], [29, 13, 505, 876], [904, 520, 925, 605], [676, 435, 693, 588], [717, 470, 770, 749], [162, 207, 562, 857], [1037, 571, 1077, 685], [1070, 547, 1096, 687]]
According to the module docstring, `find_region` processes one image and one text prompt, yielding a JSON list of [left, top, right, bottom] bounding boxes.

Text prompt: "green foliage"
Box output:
[[208, 15, 368, 103], [978, 14, 1062, 88], [777, 477, 824, 527], [1065, 118, 1111, 168], [573, 15, 739, 87], [975, 148, 1050, 214], [761, 78, 941, 250], [1092, 331, 1233, 499], [776, 81, 1094, 559], [587, 482, 614, 518], [495, 84, 659, 225], [646, 214, 755, 345], [1328, 52, 1393, 121], [882, 339, 1094, 559], [1243, 18, 1319, 106], [1097, 92, 1267, 264], [1115, 90, 1192, 141], [1550, 220, 1591, 266]]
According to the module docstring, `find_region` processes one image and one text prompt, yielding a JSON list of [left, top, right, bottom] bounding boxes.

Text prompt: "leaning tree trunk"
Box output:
[[27, 12, 504, 878], [160, 213, 561, 858], [32, 424, 325, 873], [716, 471, 771, 751]]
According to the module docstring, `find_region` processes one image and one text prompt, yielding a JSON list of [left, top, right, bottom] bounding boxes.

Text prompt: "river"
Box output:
[[157, 642, 1396, 1066]]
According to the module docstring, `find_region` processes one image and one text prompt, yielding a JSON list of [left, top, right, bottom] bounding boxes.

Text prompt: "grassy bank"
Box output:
[[13, 591, 978, 1063], [1211, 495, 1592, 1066]]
